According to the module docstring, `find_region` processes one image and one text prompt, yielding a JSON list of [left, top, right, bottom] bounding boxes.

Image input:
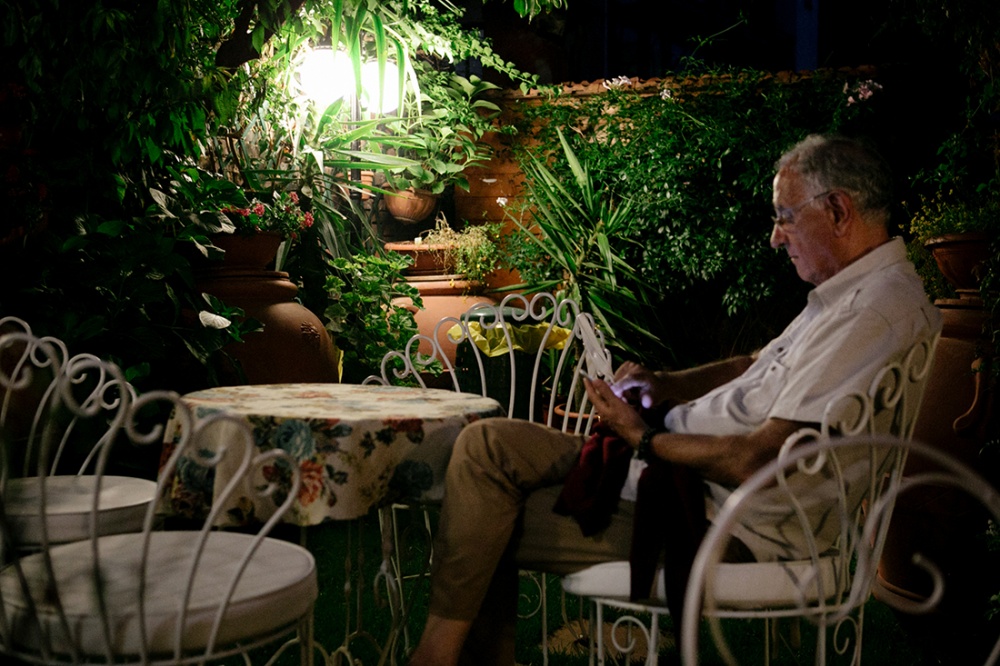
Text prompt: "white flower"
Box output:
[[496, 197, 508, 207], [659, 88, 674, 100], [414, 236, 423, 245], [602, 75, 632, 90], [198, 311, 231, 329]]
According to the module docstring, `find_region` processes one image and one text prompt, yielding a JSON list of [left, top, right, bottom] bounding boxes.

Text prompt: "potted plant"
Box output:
[[906, 189, 999, 300], [148, 164, 314, 269], [899, 0, 1000, 306], [884, 6, 1000, 641], [376, 74, 505, 224], [385, 213, 502, 286], [147, 164, 338, 384], [215, 190, 315, 269], [381, 213, 502, 367]]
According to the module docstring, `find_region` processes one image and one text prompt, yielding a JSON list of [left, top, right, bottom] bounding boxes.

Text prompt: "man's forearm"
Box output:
[[655, 355, 755, 403], [625, 417, 803, 487]]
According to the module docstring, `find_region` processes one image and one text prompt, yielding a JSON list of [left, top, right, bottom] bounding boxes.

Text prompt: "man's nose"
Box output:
[[770, 223, 785, 249]]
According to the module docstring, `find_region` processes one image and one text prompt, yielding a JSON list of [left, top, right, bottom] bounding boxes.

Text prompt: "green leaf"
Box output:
[[97, 219, 128, 236], [251, 24, 265, 55]]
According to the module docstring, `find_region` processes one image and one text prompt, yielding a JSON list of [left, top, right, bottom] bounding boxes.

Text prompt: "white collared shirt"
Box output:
[[620, 237, 941, 503]]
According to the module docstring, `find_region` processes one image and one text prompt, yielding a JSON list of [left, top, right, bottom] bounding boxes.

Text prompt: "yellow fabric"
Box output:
[[447, 322, 572, 357]]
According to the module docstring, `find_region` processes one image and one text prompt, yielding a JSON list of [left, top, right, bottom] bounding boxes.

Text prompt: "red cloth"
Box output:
[[552, 421, 633, 536]]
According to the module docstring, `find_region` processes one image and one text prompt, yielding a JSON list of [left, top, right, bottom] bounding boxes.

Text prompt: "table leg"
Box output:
[[307, 514, 424, 666]]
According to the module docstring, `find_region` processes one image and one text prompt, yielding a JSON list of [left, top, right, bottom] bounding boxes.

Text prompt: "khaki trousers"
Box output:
[[429, 417, 635, 666]]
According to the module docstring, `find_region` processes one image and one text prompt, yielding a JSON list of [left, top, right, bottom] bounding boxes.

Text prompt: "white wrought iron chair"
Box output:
[[559, 332, 940, 665], [0, 316, 155, 547], [0, 370, 319, 665], [681, 434, 1000, 666], [364, 291, 614, 659]]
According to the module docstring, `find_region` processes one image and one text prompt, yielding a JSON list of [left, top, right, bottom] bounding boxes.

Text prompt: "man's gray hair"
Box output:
[[776, 135, 893, 226]]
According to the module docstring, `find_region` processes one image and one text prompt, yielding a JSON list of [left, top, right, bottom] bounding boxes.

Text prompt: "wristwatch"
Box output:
[[636, 427, 658, 460]]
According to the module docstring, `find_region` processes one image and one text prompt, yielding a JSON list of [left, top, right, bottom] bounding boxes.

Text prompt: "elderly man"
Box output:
[[407, 134, 942, 666]]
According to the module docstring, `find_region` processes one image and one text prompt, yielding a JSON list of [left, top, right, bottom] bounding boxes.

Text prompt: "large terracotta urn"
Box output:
[[874, 230, 997, 660], [197, 232, 340, 385], [384, 240, 495, 365]]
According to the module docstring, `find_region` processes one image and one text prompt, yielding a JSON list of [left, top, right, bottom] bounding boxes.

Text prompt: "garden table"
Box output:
[[160, 382, 502, 525], [159, 382, 503, 665]]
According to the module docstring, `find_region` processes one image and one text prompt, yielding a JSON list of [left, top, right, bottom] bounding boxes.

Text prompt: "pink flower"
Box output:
[[298, 460, 325, 505], [289, 192, 299, 204], [252, 202, 265, 216], [302, 212, 314, 228], [845, 79, 882, 107]]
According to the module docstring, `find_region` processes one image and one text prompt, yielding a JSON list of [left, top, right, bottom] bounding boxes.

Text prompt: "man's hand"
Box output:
[[583, 377, 648, 446], [609, 361, 667, 409]]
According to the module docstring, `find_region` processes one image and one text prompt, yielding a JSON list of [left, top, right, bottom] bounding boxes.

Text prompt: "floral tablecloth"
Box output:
[[161, 383, 503, 526]]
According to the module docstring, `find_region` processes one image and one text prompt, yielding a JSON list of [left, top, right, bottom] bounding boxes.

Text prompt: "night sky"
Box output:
[[460, 0, 940, 84]]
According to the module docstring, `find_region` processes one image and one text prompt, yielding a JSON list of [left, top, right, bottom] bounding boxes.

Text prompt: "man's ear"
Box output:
[[827, 190, 854, 236]]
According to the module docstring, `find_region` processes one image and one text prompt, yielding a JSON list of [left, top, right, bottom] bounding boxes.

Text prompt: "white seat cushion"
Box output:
[[1, 530, 318, 656], [562, 557, 840, 610], [562, 560, 668, 601], [6, 475, 157, 544], [707, 558, 841, 609]]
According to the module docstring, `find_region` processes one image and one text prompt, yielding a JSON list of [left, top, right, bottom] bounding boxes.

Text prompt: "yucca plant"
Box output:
[[508, 128, 667, 361]]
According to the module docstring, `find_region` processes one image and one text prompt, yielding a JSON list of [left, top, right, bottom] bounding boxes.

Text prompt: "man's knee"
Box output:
[[452, 417, 521, 469], [451, 417, 582, 487]]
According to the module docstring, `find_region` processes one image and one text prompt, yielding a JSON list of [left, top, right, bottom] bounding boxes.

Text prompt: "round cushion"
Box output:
[[6, 475, 157, 544], [1, 530, 318, 657]]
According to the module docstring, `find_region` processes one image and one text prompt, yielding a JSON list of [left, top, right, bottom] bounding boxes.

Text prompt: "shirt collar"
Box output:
[[809, 237, 907, 308]]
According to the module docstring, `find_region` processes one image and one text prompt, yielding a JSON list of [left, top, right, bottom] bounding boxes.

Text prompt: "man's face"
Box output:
[[770, 167, 840, 286]]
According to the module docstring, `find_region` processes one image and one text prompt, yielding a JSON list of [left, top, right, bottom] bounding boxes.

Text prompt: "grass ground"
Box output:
[[260, 509, 995, 666]]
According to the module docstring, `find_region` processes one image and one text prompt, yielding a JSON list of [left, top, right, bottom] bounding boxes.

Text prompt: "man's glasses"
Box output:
[[771, 190, 832, 227]]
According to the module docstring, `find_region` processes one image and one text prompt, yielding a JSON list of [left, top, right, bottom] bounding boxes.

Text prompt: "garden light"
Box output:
[[296, 46, 353, 109], [296, 45, 400, 115], [360, 60, 400, 115]]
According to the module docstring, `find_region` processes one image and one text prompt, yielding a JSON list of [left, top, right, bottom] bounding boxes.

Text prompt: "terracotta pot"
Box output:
[[875, 290, 997, 650], [392, 275, 495, 365], [384, 188, 439, 224], [553, 403, 598, 433], [385, 238, 495, 364], [925, 231, 993, 293], [197, 234, 340, 385], [384, 240, 457, 276], [209, 231, 283, 270]]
